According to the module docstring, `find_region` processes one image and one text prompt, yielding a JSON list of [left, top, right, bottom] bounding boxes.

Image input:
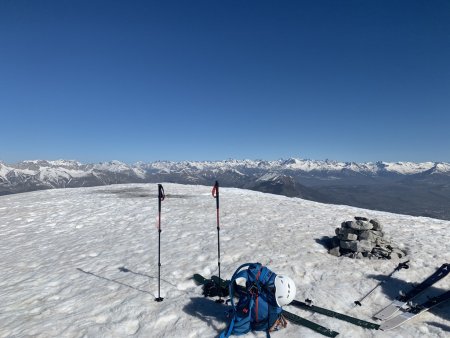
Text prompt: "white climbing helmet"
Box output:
[[274, 275, 296, 307]]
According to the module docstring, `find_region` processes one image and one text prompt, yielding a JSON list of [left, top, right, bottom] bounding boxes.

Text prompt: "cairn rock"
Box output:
[[336, 228, 358, 240], [338, 226, 357, 234], [342, 221, 353, 228], [348, 220, 373, 231], [340, 240, 358, 251], [372, 247, 392, 259], [375, 237, 390, 246], [358, 230, 384, 242], [340, 233, 358, 241], [357, 240, 374, 252], [328, 216, 406, 260], [370, 219, 383, 231], [329, 246, 341, 257]]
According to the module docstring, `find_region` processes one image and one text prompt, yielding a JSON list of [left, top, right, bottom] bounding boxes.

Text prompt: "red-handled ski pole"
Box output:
[[212, 181, 224, 303], [155, 184, 165, 302]]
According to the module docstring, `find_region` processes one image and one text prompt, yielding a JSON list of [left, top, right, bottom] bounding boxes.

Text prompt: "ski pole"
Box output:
[[212, 181, 224, 303], [354, 260, 409, 306], [155, 184, 165, 302]]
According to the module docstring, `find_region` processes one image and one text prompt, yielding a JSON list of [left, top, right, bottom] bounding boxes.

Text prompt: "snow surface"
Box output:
[[1, 184, 449, 338]]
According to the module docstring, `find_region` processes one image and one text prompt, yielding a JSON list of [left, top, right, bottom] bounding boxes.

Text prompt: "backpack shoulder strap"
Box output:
[[227, 263, 254, 306], [220, 263, 256, 338]]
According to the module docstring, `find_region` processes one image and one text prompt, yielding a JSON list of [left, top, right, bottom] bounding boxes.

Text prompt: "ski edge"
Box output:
[[291, 300, 380, 330], [283, 310, 339, 337], [379, 290, 450, 331], [373, 299, 406, 320], [373, 263, 450, 320]]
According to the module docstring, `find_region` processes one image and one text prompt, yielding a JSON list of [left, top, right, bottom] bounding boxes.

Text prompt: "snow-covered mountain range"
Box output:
[[1, 158, 449, 190], [1, 158, 450, 220]]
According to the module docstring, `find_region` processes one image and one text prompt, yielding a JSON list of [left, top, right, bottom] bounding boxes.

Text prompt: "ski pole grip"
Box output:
[[212, 181, 219, 209]]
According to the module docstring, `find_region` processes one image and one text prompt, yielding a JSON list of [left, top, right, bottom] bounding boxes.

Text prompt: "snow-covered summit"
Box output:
[[0, 162, 11, 177], [432, 162, 450, 175], [18, 159, 83, 169], [0, 183, 449, 337], [379, 161, 436, 175], [92, 160, 130, 172]]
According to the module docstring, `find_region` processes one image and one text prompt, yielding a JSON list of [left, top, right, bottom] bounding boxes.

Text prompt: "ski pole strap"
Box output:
[[212, 181, 219, 208], [158, 184, 165, 202]]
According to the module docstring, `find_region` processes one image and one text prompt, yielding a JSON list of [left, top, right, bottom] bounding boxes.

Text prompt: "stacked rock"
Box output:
[[329, 217, 406, 259]]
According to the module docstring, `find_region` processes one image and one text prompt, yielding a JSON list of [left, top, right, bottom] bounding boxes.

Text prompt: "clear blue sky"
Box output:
[[1, 0, 449, 164]]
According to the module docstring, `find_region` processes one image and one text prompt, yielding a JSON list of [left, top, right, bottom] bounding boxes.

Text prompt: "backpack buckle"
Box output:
[[249, 282, 260, 295]]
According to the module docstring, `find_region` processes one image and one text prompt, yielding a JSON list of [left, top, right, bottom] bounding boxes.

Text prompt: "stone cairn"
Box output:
[[329, 217, 406, 259]]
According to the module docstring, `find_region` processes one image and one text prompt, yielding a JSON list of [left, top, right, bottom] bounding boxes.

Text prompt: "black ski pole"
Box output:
[[212, 181, 224, 303], [354, 260, 409, 306], [155, 184, 165, 302]]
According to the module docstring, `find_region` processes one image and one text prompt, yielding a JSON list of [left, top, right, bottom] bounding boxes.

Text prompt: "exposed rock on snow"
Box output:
[[329, 217, 406, 259]]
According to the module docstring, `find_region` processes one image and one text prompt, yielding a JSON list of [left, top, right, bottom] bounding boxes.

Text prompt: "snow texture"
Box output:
[[0, 183, 449, 337]]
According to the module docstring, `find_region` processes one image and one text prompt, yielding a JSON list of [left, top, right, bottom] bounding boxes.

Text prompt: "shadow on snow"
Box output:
[[76, 266, 177, 295], [366, 275, 450, 322], [312, 237, 450, 325], [182, 296, 229, 333]]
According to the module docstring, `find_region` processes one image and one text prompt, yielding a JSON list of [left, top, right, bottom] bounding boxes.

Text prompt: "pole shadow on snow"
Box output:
[[183, 297, 228, 333], [77, 268, 154, 295], [77, 267, 181, 295], [118, 266, 177, 288], [313, 237, 450, 325], [367, 275, 450, 322]]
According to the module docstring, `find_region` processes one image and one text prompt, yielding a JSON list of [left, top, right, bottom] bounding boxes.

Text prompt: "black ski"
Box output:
[[290, 300, 380, 330], [380, 289, 450, 330], [373, 263, 450, 320], [212, 276, 375, 330], [193, 273, 209, 286], [193, 274, 228, 298], [208, 275, 339, 337], [282, 310, 339, 337]]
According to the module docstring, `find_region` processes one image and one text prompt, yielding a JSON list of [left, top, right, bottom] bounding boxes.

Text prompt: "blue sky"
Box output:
[[1, 0, 449, 164]]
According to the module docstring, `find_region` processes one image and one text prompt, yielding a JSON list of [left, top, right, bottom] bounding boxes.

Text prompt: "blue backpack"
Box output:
[[220, 263, 287, 338]]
